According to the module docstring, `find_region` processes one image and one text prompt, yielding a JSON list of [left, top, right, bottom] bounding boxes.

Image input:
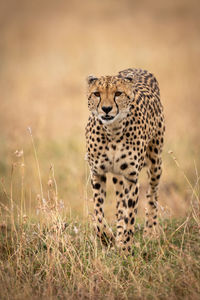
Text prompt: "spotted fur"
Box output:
[[85, 68, 165, 254]]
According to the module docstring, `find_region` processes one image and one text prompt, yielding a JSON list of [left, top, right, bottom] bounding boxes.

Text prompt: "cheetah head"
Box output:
[[87, 75, 134, 124]]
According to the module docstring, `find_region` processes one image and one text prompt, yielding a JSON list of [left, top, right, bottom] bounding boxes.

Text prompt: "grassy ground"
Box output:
[[0, 0, 200, 299], [0, 0, 200, 218], [0, 205, 199, 299]]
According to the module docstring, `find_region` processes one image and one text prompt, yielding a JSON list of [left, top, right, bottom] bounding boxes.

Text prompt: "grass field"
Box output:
[[0, 0, 200, 299], [0, 211, 200, 299]]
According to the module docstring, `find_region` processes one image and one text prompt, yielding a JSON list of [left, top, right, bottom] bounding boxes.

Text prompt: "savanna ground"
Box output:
[[0, 0, 200, 299]]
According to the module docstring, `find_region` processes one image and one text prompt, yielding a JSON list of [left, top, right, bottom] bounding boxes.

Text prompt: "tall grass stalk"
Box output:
[[169, 150, 200, 226], [28, 127, 44, 201]]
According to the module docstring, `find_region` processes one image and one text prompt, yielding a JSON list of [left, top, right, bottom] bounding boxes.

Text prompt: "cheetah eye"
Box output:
[[115, 91, 122, 97], [94, 92, 100, 97]]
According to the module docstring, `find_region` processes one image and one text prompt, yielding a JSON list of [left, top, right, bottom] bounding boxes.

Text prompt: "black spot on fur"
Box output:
[[124, 217, 129, 224], [120, 163, 128, 170], [128, 199, 133, 207], [98, 198, 104, 204], [131, 217, 135, 225], [93, 183, 100, 190], [113, 177, 118, 184]]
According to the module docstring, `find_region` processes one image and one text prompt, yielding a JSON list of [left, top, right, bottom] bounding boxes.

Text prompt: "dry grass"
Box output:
[[0, 0, 200, 298]]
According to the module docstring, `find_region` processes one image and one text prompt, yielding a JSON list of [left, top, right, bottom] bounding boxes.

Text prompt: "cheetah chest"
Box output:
[[88, 140, 143, 177]]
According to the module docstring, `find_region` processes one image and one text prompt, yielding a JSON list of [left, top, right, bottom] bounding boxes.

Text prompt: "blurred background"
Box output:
[[0, 0, 200, 221]]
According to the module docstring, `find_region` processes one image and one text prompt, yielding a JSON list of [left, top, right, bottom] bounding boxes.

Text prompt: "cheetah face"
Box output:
[[87, 75, 134, 124]]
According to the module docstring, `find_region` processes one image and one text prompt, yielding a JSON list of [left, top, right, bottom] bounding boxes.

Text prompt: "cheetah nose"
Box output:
[[102, 106, 113, 114]]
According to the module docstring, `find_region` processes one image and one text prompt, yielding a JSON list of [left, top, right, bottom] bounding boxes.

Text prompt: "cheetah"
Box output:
[[85, 68, 165, 254]]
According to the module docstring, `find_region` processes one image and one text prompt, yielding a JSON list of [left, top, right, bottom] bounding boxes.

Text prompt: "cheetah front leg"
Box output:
[[112, 175, 126, 241], [91, 173, 114, 246], [143, 154, 162, 238], [113, 175, 139, 255]]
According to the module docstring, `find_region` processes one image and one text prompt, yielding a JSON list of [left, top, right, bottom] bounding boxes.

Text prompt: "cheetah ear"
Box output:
[[124, 76, 133, 82], [87, 75, 98, 85]]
